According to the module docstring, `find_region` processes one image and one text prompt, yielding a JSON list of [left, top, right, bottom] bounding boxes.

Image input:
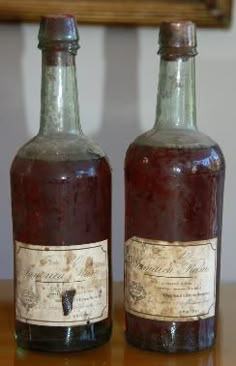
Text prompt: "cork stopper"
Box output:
[[38, 15, 80, 52], [158, 21, 197, 60]]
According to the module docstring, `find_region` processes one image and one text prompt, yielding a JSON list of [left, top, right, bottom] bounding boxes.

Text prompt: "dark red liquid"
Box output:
[[11, 156, 112, 352], [125, 143, 225, 353]]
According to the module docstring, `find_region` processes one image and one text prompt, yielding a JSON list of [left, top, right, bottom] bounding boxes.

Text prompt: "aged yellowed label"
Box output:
[[15, 240, 108, 326], [125, 236, 217, 322]]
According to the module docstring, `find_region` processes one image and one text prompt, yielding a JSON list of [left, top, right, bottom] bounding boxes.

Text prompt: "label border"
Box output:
[[15, 240, 109, 326], [125, 236, 217, 322]]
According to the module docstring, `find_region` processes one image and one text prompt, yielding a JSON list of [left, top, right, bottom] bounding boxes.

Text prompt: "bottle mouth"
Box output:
[[158, 21, 197, 59], [38, 15, 80, 53]]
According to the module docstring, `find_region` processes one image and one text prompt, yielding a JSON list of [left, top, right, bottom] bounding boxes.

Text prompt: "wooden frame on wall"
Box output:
[[0, 0, 232, 28]]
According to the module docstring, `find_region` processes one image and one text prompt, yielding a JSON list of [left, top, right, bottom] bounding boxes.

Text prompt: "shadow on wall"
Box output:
[[0, 25, 28, 278], [94, 28, 142, 280]]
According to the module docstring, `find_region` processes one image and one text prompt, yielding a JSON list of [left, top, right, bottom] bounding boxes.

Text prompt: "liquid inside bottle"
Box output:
[[11, 15, 112, 352], [125, 22, 225, 353]]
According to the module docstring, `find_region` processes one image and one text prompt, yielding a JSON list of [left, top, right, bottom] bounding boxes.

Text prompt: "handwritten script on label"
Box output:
[[15, 240, 108, 326], [125, 237, 217, 322]]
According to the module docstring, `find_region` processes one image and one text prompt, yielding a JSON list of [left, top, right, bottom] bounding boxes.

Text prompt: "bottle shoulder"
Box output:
[[11, 136, 111, 182], [133, 128, 220, 150], [126, 129, 225, 174], [14, 133, 107, 162]]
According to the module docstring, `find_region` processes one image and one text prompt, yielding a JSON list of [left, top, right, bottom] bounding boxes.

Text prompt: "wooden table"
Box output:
[[0, 281, 234, 365]]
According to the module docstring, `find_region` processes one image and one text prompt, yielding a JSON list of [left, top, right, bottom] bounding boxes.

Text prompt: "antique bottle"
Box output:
[[125, 21, 225, 352], [10, 15, 112, 352]]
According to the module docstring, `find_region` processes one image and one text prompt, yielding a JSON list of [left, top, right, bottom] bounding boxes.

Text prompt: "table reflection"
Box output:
[[10, 285, 225, 366], [123, 341, 217, 366], [14, 343, 112, 366]]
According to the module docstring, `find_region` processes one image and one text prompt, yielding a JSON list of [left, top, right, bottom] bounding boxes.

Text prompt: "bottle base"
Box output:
[[126, 333, 215, 354], [125, 312, 216, 353], [15, 322, 112, 353]]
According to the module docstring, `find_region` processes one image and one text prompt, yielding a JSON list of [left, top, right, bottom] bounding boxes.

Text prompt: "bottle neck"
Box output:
[[39, 51, 82, 136], [154, 55, 197, 131]]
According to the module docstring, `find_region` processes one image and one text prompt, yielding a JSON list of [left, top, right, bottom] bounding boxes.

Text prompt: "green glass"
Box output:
[[11, 15, 112, 352], [125, 21, 225, 353]]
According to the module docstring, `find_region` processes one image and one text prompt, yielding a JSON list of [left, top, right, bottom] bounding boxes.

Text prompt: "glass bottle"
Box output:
[[10, 15, 112, 352], [125, 21, 225, 353]]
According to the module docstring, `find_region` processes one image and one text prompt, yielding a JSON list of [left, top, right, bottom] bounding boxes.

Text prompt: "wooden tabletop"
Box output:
[[0, 281, 235, 365]]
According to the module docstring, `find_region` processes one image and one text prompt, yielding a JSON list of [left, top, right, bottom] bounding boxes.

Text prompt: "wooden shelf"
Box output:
[[0, 281, 235, 365], [0, 0, 232, 28]]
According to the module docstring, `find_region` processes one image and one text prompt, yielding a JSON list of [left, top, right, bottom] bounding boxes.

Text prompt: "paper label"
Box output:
[[15, 240, 108, 326], [125, 236, 217, 322]]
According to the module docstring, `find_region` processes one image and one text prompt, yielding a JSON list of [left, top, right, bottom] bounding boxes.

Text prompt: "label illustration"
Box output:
[[15, 240, 108, 326], [125, 236, 217, 322]]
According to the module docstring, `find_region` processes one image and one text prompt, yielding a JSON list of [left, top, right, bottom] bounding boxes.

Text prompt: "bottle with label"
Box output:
[[125, 21, 225, 353], [10, 15, 112, 352]]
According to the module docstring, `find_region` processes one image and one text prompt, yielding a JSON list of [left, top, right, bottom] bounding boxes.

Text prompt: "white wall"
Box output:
[[0, 7, 235, 281]]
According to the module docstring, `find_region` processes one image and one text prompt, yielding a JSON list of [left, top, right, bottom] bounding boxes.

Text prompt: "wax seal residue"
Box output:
[[38, 15, 79, 51], [158, 21, 197, 59]]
